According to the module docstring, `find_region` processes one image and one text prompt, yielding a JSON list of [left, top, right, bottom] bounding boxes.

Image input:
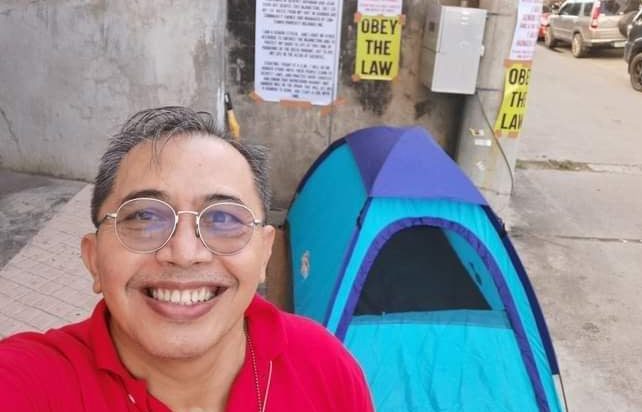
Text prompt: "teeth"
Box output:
[[149, 287, 218, 305]]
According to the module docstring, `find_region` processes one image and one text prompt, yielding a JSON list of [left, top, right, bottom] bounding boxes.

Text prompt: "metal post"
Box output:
[[455, 0, 519, 212]]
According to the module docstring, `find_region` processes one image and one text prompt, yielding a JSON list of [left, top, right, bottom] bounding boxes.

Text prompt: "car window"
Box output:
[[560, 3, 571, 15], [582, 2, 593, 16], [559, 3, 569, 15], [563, 3, 582, 15], [600, 0, 625, 16]]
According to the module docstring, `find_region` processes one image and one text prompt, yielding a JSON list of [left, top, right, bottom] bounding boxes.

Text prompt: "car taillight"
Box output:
[[591, 1, 601, 29]]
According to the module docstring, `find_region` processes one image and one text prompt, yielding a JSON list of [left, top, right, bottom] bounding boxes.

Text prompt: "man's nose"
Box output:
[[176, 210, 200, 235], [156, 212, 212, 266]]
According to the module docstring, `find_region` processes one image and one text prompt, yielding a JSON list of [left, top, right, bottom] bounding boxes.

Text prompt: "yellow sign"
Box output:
[[494, 61, 532, 138], [354, 15, 402, 81]]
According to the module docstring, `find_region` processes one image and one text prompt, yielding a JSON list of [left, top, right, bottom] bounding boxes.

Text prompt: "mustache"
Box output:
[[126, 271, 234, 286]]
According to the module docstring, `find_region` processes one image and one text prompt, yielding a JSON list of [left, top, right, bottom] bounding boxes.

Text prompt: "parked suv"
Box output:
[[624, 9, 642, 90], [545, 0, 628, 57]]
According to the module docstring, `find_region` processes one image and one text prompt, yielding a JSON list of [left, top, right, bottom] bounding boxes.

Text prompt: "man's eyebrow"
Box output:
[[204, 193, 244, 204], [121, 189, 169, 203], [119, 191, 244, 206]]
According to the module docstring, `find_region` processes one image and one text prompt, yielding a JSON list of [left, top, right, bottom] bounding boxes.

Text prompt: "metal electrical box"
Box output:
[[420, 5, 486, 94]]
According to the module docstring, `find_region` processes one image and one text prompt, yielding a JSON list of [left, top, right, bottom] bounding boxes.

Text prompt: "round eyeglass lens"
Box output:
[[199, 203, 255, 255], [115, 199, 175, 252]]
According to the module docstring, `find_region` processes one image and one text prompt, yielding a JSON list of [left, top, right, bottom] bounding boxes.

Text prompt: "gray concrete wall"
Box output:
[[1, 0, 464, 211], [0, 0, 227, 180]]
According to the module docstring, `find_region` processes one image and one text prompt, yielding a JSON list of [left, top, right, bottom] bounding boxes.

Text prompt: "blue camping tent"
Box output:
[[286, 126, 567, 412]]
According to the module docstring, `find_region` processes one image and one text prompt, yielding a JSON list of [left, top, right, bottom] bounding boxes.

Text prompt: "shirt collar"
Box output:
[[245, 294, 288, 361], [88, 300, 151, 405], [89, 300, 132, 376]]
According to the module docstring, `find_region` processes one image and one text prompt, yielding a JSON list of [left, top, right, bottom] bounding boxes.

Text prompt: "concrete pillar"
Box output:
[[455, 0, 518, 212]]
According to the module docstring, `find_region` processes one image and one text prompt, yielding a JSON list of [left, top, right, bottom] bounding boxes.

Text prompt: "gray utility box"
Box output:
[[420, 5, 486, 95]]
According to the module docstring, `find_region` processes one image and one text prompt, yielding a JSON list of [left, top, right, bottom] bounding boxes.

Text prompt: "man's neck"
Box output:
[[111, 318, 247, 412]]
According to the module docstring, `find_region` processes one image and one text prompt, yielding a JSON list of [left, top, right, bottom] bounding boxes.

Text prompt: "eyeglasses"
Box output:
[[98, 197, 265, 255]]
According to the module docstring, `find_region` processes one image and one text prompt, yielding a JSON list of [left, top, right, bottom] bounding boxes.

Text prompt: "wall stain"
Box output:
[[86, 0, 107, 20], [193, 37, 209, 94], [0, 106, 23, 158], [1, 107, 19, 146], [339, 0, 409, 116], [226, 0, 397, 115], [414, 99, 433, 120], [191, 36, 220, 113], [226, 0, 256, 94]]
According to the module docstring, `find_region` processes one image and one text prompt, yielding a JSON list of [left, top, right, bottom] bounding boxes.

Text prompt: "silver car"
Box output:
[[545, 0, 628, 57]]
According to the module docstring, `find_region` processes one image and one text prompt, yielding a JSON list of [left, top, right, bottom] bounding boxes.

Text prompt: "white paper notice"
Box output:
[[254, 0, 343, 106], [509, 0, 543, 61], [357, 0, 403, 16]]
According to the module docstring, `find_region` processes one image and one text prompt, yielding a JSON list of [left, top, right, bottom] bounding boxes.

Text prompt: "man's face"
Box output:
[[81, 134, 274, 360]]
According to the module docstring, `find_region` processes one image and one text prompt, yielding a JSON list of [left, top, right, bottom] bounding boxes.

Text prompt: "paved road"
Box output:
[[507, 43, 642, 411], [520, 43, 641, 165], [0, 169, 85, 267]]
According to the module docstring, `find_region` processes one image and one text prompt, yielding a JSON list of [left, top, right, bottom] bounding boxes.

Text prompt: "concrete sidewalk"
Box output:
[[0, 184, 99, 337], [0, 169, 86, 268], [505, 168, 642, 411]]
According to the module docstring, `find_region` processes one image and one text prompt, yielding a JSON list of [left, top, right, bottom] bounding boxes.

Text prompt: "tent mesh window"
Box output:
[[354, 225, 491, 315]]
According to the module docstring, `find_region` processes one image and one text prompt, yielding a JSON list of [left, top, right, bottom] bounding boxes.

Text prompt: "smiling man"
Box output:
[[0, 107, 374, 412]]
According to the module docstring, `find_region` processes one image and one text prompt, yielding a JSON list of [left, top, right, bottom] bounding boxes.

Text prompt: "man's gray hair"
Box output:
[[91, 106, 271, 227]]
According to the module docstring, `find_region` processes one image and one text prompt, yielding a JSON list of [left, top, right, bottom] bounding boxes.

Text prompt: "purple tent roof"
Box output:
[[344, 126, 487, 205]]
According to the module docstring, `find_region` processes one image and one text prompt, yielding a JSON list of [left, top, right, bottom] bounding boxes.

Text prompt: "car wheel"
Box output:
[[630, 53, 642, 92], [544, 27, 557, 48], [571, 33, 587, 58]]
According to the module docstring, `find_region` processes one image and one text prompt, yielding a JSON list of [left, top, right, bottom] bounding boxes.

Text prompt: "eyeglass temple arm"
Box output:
[[97, 213, 117, 227]]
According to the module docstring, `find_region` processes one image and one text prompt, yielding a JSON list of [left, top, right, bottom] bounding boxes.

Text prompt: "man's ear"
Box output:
[[258, 225, 276, 284], [81, 233, 102, 294]]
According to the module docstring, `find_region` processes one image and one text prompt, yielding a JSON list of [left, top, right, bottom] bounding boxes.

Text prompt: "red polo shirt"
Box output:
[[0, 295, 373, 411]]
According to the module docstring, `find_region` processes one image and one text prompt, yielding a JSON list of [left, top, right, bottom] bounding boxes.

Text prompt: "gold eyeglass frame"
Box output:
[[98, 197, 265, 255]]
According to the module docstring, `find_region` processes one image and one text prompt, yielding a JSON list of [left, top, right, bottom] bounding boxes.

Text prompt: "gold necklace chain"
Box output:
[[246, 330, 263, 412], [124, 329, 262, 412]]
